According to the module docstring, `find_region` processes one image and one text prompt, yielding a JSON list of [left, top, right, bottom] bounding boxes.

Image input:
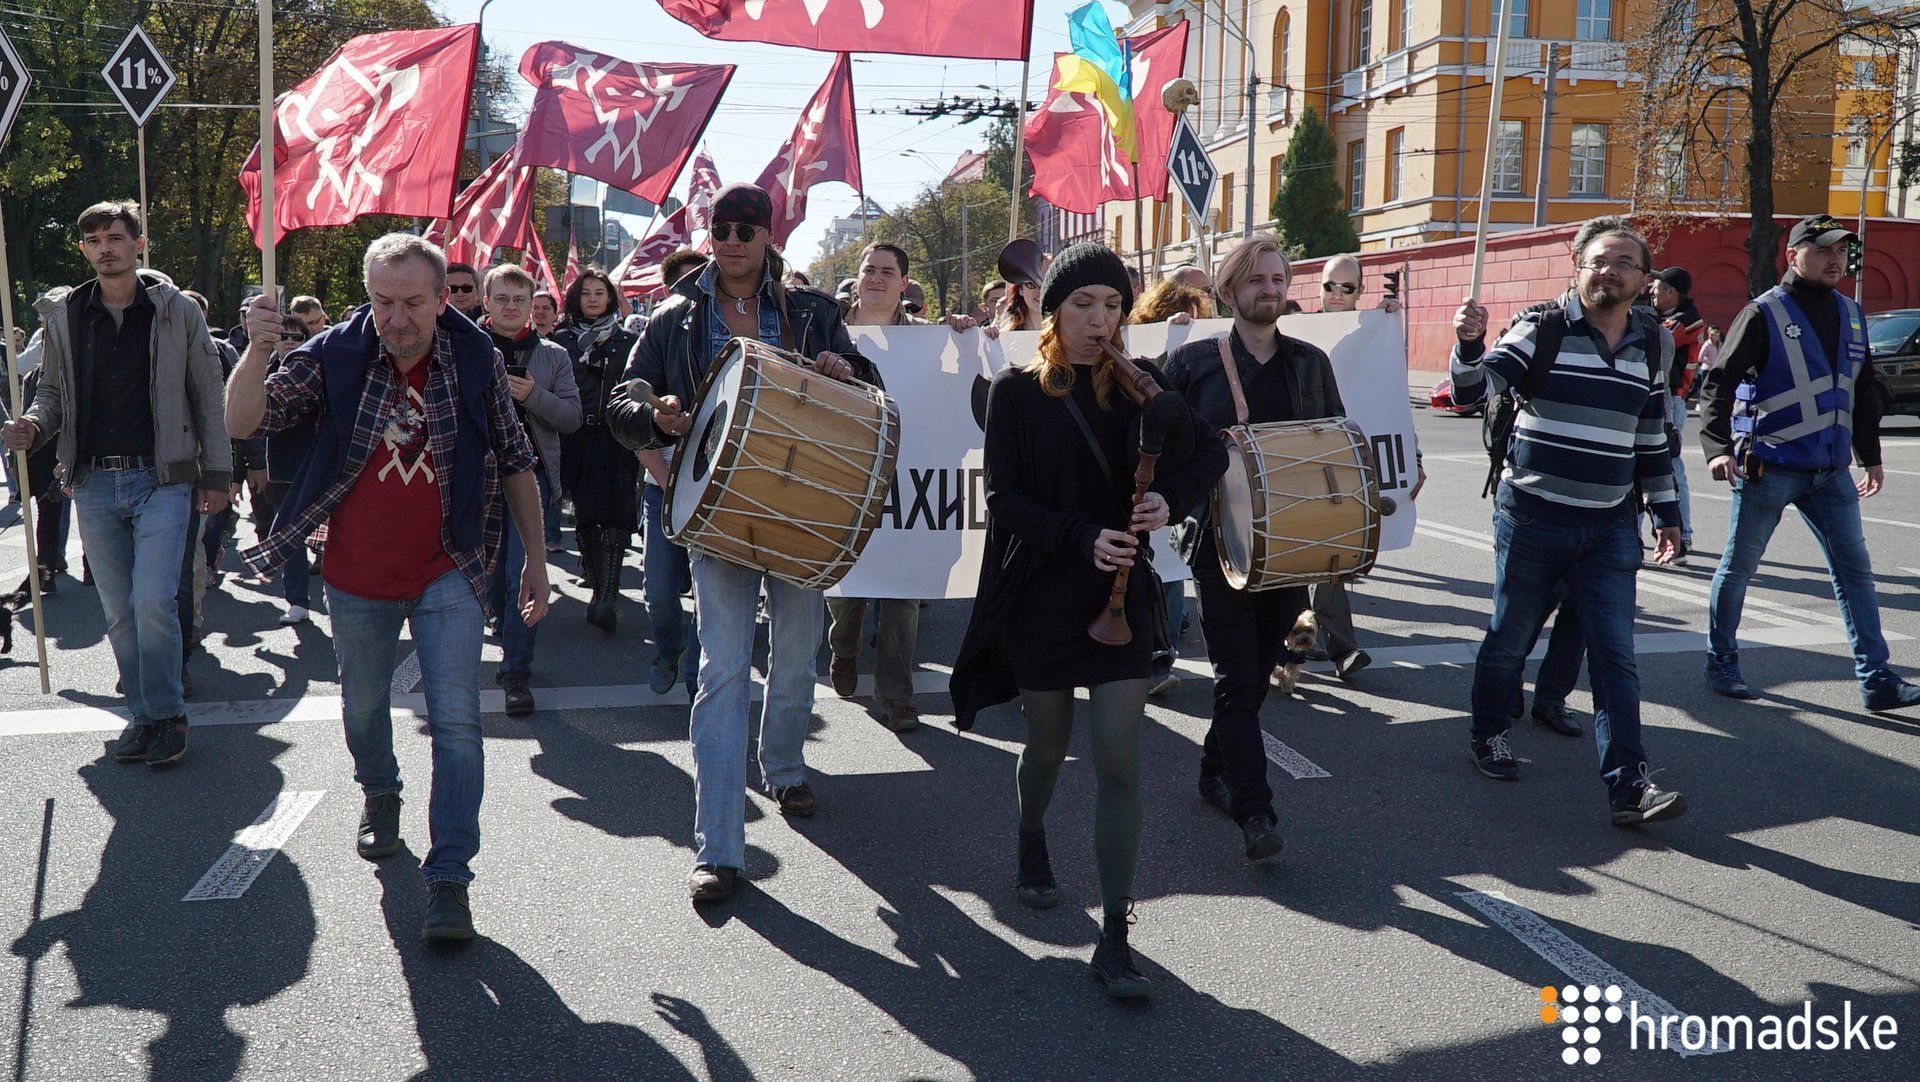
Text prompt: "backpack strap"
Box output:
[[1517, 307, 1563, 401]]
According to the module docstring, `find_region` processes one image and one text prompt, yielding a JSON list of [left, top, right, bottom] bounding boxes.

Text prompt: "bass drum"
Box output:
[[666, 338, 901, 590], [1212, 417, 1383, 590]]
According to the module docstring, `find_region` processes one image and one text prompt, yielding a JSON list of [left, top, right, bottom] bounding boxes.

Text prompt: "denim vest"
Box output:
[[1750, 286, 1864, 471], [272, 306, 497, 554]]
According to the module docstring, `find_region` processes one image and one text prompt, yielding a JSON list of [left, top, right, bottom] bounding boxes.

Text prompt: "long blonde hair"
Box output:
[[1017, 312, 1123, 409]]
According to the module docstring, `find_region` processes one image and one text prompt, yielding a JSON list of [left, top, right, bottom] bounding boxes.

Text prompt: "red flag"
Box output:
[[660, 0, 1034, 61], [518, 41, 734, 203], [1022, 53, 1131, 214], [1127, 23, 1190, 202], [565, 226, 582, 292], [612, 146, 722, 296], [424, 148, 536, 268], [525, 231, 562, 299], [240, 25, 479, 248], [752, 54, 861, 248]]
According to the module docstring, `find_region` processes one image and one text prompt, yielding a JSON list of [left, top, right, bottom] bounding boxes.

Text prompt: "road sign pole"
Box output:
[[0, 26, 48, 693], [137, 124, 149, 267]]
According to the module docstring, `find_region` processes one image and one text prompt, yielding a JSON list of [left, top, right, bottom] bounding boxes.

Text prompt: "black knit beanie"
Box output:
[[1040, 242, 1134, 317]]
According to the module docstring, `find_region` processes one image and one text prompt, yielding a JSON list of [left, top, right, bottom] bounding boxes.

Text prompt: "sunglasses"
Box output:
[[1321, 282, 1358, 295], [712, 222, 760, 243], [448, 283, 476, 294]]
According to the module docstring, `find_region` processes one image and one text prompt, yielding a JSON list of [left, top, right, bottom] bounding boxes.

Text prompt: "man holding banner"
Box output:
[[1162, 235, 1333, 864]]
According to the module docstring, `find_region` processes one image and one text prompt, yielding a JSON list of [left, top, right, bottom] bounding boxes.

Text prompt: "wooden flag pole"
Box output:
[[1009, 53, 1031, 243], [0, 222, 50, 693], [258, 1, 277, 300], [1468, 0, 1515, 303], [137, 125, 150, 267]]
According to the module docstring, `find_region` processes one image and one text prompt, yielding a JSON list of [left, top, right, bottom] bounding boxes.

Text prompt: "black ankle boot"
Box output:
[[1089, 901, 1150, 999], [576, 528, 600, 590], [1016, 828, 1059, 909], [587, 527, 623, 632]]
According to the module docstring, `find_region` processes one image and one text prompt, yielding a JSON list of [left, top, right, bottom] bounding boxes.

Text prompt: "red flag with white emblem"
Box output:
[[524, 231, 562, 300], [423, 147, 535, 269], [752, 54, 861, 248], [659, 0, 1035, 61], [517, 41, 734, 203], [240, 25, 479, 248], [613, 144, 723, 296]]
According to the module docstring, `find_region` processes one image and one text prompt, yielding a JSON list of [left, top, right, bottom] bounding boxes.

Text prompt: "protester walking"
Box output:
[[553, 268, 640, 633]]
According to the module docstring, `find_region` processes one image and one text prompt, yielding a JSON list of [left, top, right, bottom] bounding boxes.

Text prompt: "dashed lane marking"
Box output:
[[182, 790, 326, 901], [1261, 731, 1332, 778]]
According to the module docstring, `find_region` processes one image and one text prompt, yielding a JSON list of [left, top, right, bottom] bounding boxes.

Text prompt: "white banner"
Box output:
[[831, 311, 1417, 599]]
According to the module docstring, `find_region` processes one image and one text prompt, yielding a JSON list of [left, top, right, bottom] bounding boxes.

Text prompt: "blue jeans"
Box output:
[[497, 472, 551, 677], [1532, 598, 1586, 709], [1472, 493, 1649, 795], [326, 570, 486, 886], [643, 483, 698, 673], [263, 481, 310, 608], [1663, 394, 1692, 544], [1708, 465, 1892, 686], [1152, 579, 1187, 667], [689, 552, 823, 869], [72, 468, 194, 724]]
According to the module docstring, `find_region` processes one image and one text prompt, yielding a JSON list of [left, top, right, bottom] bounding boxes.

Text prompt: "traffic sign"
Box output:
[[0, 26, 30, 150], [101, 25, 176, 128], [1166, 116, 1219, 225]]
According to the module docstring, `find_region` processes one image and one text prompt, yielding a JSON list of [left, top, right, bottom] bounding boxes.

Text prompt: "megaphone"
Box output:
[[996, 239, 1044, 287]]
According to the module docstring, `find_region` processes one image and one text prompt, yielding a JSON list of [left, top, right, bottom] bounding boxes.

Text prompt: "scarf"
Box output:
[[570, 313, 619, 360]]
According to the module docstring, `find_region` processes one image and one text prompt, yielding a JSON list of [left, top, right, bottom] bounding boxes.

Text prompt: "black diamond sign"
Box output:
[[1166, 117, 1219, 227], [101, 25, 175, 128], [0, 26, 29, 151]]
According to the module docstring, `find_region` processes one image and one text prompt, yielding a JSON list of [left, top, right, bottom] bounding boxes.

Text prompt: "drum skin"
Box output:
[[667, 338, 901, 590], [1212, 417, 1382, 590]]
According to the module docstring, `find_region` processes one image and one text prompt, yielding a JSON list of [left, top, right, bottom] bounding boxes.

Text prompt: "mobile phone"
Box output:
[[505, 364, 529, 378]]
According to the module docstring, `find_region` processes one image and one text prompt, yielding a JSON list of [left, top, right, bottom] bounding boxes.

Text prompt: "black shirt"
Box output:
[[1163, 327, 1341, 432], [78, 282, 157, 459]]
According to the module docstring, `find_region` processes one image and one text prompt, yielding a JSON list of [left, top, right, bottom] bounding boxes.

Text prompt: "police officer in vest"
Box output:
[[1699, 214, 1917, 712]]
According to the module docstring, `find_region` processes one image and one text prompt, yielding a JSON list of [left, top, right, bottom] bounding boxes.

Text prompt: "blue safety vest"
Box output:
[[1748, 286, 1864, 470]]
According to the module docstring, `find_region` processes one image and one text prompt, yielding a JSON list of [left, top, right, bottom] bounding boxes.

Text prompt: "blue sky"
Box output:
[[437, 0, 1128, 264]]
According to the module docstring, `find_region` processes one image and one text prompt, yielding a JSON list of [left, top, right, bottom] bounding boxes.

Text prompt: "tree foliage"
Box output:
[[1271, 106, 1357, 258]]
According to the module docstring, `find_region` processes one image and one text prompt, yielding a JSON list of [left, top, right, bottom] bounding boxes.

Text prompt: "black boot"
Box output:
[[576, 527, 600, 591], [1016, 828, 1059, 909], [1089, 901, 1150, 999], [587, 527, 623, 633]]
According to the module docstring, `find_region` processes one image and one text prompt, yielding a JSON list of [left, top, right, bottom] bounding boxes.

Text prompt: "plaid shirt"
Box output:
[[241, 328, 538, 614]]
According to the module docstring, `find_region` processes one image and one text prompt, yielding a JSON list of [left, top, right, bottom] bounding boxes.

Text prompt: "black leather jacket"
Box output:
[[607, 260, 872, 452]]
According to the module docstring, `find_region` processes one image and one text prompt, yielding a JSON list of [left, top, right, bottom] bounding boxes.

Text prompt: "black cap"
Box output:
[[1648, 267, 1691, 295], [1039, 242, 1135, 316], [711, 183, 774, 229], [1787, 214, 1858, 250]]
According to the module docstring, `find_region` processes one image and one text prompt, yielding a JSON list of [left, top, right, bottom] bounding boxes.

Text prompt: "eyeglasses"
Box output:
[[712, 222, 760, 243], [1579, 257, 1644, 274], [1321, 282, 1358, 295], [448, 283, 476, 294]]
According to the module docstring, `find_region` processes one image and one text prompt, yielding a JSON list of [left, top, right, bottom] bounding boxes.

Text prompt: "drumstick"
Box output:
[[622, 377, 676, 413]]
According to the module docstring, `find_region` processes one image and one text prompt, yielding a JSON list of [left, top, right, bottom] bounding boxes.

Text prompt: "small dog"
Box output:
[[0, 576, 32, 656], [1270, 610, 1321, 695]]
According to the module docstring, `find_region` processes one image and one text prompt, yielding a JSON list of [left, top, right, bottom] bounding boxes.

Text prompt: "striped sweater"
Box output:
[[1450, 291, 1680, 526]]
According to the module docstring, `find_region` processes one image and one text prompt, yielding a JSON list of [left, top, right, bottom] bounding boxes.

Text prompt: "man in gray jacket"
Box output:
[[1, 201, 231, 768], [480, 263, 581, 714]]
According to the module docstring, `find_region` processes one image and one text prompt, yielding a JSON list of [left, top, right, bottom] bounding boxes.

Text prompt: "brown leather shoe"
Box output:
[[772, 781, 816, 817], [879, 700, 921, 733], [830, 655, 858, 697]]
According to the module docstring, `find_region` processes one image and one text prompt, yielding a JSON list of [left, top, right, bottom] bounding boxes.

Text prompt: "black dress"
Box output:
[[950, 362, 1226, 725], [553, 320, 640, 532]]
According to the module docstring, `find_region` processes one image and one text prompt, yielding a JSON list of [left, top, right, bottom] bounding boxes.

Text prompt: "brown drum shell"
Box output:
[[1210, 417, 1382, 590], [666, 338, 901, 590]]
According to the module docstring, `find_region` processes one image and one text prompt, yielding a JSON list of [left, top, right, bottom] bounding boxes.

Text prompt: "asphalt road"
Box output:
[[0, 404, 1917, 1081]]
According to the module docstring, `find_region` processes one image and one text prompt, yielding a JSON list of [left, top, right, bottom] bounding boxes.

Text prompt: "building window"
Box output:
[[1854, 58, 1878, 86], [1650, 130, 1687, 200], [1569, 123, 1607, 196], [1397, 0, 1412, 51], [1357, 0, 1373, 66], [1844, 117, 1871, 185], [1493, 119, 1525, 195], [1274, 9, 1291, 86], [1271, 154, 1285, 205], [1349, 139, 1366, 211], [1387, 128, 1405, 201], [1576, 0, 1612, 41], [1507, 0, 1530, 37]]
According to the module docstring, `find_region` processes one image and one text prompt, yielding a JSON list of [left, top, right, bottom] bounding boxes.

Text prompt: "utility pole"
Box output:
[[1533, 44, 1559, 227]]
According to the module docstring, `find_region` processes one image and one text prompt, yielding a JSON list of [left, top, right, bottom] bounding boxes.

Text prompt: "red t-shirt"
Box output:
[[324, 359, 457, 600]]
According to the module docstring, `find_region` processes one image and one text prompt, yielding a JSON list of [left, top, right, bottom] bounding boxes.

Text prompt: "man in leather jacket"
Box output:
[[605, 183, 875, 905]]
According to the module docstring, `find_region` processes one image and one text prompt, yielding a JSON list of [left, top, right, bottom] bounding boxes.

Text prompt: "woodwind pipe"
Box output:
[[1088, 340, 1168, 648]]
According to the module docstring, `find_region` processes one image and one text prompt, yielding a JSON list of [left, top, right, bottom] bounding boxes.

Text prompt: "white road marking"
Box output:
[[1688, 488, 1920, 531], [390, 651, 421, 695], [1261, 731, 1332, 779], [182, 790, 326, 902], [1455, 888, 1729, 1056]]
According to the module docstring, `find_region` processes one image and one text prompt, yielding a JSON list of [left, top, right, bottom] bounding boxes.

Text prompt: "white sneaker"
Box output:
[[279, 604, 310, 625]]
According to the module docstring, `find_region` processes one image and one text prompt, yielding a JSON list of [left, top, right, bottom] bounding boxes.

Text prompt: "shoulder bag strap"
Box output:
[[1216, 334, 1250, 426], [1061, 391, 1123, 497]]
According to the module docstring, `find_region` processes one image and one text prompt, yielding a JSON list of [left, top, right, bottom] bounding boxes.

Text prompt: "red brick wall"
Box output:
[[1290, 215, 1920, 377]]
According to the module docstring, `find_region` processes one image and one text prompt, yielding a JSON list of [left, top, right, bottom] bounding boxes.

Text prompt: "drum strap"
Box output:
[[1216, 335, 1250, 427]]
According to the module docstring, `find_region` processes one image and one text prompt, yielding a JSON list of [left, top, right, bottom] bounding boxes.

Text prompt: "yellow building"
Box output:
[[1111, 0, 1886, 268]]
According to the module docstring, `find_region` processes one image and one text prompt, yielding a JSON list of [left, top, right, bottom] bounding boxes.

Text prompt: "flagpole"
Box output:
[[1009, 52, 1031, 244], [0, 220, 50, 694], [1468, 0, 1514, 304], [257, 0, 277, 301]]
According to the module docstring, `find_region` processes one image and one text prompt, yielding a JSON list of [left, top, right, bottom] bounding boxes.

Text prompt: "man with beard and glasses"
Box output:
[[1449, 216, 1689, 827], [1161, 233, 1339, 863]]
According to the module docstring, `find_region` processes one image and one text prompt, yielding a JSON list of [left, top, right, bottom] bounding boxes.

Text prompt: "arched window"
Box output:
[[1273, 8, 1291, 88]]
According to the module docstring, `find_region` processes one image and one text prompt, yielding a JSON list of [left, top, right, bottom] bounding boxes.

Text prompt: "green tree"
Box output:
[[1270, 105, 1357, 258]]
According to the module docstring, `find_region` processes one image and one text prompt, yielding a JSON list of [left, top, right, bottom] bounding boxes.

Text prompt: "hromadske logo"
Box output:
[[1538, 984, 1621, 1065], [1535, 984, 1901, 1062]]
